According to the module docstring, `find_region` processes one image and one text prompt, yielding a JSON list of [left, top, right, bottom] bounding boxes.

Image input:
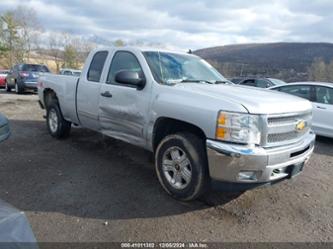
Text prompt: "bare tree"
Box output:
[[0, 6, 42, 68], [48, 33, 65, 73], [13, 6, 41, 62], [308, 58, 328, 81], [327, 60, 333, 83], [76, 38, 96, 64], [114, 39, 126, 47], [0, 10, 23, 68]]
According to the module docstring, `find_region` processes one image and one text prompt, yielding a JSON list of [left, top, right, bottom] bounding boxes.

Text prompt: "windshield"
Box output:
[[143, 51, 226, 84], [269, 78, 286, 85]]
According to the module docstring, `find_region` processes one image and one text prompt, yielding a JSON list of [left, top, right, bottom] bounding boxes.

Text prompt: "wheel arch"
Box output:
[[43, 88, 59, 108], [152, 117, 207, 152]]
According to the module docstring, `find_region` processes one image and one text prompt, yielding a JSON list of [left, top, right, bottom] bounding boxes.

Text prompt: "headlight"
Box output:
[[216, 111, 261, 144]]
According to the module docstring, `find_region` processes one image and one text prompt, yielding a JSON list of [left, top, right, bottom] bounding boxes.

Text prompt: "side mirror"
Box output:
[[115, 71, 146, 90], [0, 114, 10, 143]]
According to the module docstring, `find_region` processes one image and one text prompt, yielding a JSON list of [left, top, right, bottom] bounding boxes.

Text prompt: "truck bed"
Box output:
[[38, 74, 80, 124]]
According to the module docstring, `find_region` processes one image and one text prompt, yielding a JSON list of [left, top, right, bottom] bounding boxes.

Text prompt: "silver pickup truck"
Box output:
[[38, 47, 315, 201]]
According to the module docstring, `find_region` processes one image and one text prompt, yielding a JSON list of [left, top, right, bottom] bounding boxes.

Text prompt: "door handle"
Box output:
[[316, 106, 327, 110], [101, 91, 112, 98]]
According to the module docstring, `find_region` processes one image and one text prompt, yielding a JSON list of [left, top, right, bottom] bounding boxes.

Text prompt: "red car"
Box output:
[[0, 70, 9, 88]]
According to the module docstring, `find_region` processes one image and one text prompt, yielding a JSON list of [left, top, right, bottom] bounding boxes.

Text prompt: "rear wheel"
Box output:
[[5, 81, 11, 92], [155, 133, 209, 201], [15, 82, 24, 94], [46, 102, 71, 139]]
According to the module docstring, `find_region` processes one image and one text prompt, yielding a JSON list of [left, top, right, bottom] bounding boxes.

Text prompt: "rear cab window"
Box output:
[[87, 51, 108, 82]]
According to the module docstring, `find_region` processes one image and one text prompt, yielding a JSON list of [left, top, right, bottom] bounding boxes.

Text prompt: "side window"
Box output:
[[315, 86, 333, 105], [87, 51, 108, 82], [241, 79, 256, 87], [256, 79, 270, 88], [41, 65, 50, 73], [107, 51, 144, 84], [278, 85, 312, 100]]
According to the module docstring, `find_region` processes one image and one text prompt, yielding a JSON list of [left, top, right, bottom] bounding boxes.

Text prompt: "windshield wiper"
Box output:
[[215, 80, 234, 85], [180, 79, 214, 84]]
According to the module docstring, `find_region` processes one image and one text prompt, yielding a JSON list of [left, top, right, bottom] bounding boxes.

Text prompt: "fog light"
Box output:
[[238, 171, 257, 181]]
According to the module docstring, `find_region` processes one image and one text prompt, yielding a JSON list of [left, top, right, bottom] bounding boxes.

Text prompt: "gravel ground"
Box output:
[[0, 90, 332, 242]]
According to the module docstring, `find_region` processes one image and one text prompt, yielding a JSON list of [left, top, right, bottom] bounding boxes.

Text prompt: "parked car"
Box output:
[[228, 77, 245, 84], [270, 82, 333, 138], [238, 78, 286, 88], [38, 47, 315, 201], [5, 64, 50, 94], [59, 68, 81, 77], [0, 70, 9, 88], [0, 113, 10, 142]]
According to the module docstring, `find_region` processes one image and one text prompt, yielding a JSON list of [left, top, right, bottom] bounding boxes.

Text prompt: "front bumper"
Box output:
[[206, 131, 315, 190]]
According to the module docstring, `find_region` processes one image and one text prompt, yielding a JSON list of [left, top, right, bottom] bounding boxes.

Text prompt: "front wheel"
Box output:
[[46, 102, 71, 139], [155, 133, 209, 201]]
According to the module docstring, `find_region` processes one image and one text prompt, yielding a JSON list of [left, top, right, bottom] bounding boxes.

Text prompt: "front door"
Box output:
[[312, 85, 333, 137], [99, 51, 150, 147]]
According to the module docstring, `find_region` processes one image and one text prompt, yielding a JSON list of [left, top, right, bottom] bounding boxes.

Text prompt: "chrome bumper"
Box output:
[[206, 131, 315, 184]]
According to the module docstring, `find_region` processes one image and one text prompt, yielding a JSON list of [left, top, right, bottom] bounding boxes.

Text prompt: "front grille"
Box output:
[[268, 113, 311, 126], [267, 131, 306, 143], [263, 111, 312, 147]]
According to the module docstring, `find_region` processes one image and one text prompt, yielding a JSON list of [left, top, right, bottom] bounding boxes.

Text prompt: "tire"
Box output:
[[155, 133, 209, 201], [46, 102, 71, 139], [5, 81, 11, 92], [15, 81, 24, 94]]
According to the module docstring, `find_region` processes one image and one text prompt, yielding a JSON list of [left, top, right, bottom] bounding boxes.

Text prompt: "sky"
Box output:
[[1, 0, 333, 51]]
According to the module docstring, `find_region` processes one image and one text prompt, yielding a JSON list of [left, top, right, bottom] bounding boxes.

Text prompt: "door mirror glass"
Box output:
[[115, 70, 146, 89]]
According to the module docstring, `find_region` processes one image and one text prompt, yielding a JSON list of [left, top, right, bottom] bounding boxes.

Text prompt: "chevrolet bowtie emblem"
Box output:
[[296, 120, 306, 132]]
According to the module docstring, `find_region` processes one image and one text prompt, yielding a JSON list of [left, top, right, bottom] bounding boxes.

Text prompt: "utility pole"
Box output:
[[240, 64, 244, 77]]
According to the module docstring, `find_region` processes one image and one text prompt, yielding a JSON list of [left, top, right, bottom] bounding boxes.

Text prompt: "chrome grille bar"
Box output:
[[261, 111, 312, 147]]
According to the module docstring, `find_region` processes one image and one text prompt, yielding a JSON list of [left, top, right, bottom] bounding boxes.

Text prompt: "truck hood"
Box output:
[[174, 83, 312, 114]]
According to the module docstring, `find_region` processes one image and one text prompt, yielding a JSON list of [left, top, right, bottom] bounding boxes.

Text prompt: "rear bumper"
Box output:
[[23, 81, 38, 90], [206, 131, 315, 190]]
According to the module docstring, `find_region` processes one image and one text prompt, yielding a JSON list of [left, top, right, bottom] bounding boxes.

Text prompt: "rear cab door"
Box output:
[[76, 50, 109, 130], [98, 48, 152, 147]]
